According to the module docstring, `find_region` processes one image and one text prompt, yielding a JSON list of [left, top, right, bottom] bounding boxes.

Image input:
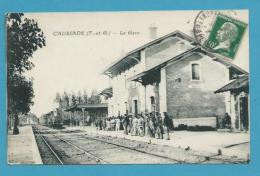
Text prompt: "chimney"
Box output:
[[149, 24, 157, 40]]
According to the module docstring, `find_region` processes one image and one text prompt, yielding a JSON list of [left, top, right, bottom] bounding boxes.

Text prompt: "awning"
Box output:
[[215, 76, 249, 93], [98, 87, 113, 98], [128, 71, 149, 82], [128, 67, 161, 84], [103, 52, 141, 76], [64, 103, 108, 112]]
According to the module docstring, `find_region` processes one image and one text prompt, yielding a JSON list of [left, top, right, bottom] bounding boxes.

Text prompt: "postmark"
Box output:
[[193, 10, 238, 46], [204, 14, 247, 59]]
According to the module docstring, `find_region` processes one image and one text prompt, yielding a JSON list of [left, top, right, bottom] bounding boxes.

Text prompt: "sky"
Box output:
[[24, 10, 249, 117]]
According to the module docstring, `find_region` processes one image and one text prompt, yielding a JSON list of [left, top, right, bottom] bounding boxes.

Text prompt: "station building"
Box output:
[[101, 30, 249, 131], [64, 103, 108, 126]]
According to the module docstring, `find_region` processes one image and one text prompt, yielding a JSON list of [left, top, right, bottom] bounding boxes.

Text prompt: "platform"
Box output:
[[66, 126, 250, 160], [8, 125, 42, 164]]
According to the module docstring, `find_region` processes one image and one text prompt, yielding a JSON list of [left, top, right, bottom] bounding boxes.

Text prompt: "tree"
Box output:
[[7, 13, 46, 75], [71, 92, 77, 106], [7, 13, 46, 134], [54, 92, 62, 107], [62, 91, 70, 108], [77, 91, 83, 104], [88, 89, 101, 104], [82, 90, 88, 104], [8, 75, 34, 133]]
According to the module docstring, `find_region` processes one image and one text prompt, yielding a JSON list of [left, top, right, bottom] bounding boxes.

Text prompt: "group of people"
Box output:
[[94, 112, 173, 140]]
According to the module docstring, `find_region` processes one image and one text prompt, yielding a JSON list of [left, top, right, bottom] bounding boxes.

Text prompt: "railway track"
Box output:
[[32, 126, 63, 164], [74, 133, 246, 164], [33, 125, 109, 164], [74, 134, 186, 163], [32, 125, 247, 164], [52, 134, 109, 164], [33, 125, 184, 164]]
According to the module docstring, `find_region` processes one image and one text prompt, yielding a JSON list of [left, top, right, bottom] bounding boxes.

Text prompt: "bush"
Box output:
[[187, 125, 216, 131], [173, 124, 216, 131], [174, 124, 188, 131]]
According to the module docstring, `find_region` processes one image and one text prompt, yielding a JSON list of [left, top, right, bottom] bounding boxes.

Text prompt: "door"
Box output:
[[133, 100, 138, 115], [239, 96, 249, 131]]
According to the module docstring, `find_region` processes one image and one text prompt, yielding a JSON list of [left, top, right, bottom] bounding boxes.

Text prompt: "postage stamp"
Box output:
[[193, 10, 238, 46], [204, 14, 247, 59]]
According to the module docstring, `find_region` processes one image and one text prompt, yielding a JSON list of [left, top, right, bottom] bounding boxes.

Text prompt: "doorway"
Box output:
[[150, 96, 155, 113], [133, 100, 138, 115], [239, 96, 249, 131]]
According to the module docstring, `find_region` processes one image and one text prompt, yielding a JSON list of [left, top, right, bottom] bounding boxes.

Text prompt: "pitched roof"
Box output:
[[103, 29, 248, 78], [214, 76, 249, 93], [199, 47, 248, 74], [102, 30, 197, 75], [128, 47, 248, 83]]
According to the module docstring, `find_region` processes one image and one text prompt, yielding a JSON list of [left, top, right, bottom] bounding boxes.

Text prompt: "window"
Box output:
[[191, 63, 200, 80]]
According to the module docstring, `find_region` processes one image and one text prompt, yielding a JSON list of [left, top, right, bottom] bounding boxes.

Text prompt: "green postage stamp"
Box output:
[[204, 14, 247, 59]]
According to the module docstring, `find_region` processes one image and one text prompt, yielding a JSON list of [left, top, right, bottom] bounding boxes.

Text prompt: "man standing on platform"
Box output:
[[122, 114, 129, 135], [138, 113, 145, 137], [163, 112, 171, 140]]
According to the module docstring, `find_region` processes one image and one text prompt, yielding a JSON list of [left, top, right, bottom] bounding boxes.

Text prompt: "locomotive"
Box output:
[[40, 109, 63, 129]]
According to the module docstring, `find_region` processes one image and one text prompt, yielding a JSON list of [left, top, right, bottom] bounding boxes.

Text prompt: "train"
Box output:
[[39, 109, 63, 129]]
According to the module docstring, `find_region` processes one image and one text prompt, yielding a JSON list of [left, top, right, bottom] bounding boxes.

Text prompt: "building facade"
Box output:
[[215, 75, 249, 131], [101, 30, 248, 130]]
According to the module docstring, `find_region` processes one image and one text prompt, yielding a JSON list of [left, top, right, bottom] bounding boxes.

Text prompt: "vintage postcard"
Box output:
[[7, 10, 249, 164]]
